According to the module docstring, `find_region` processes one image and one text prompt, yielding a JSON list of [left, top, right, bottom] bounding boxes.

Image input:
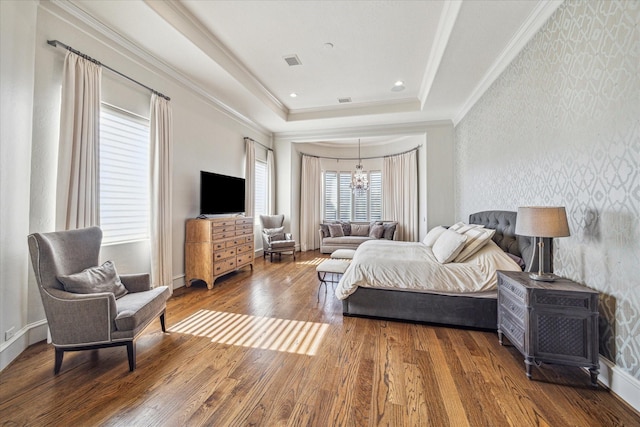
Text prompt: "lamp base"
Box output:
[[529, 272, 557, 282]]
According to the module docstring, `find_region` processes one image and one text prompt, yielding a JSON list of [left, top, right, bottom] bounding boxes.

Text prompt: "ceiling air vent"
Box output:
[[338, 97, 352, 103], [283, 54, 302, 66]]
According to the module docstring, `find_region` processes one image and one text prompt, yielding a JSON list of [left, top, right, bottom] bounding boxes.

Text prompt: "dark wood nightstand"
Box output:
[[497, 270, 600, 387]]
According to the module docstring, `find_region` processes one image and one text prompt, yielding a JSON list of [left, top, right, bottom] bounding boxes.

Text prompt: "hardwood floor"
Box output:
[[1, 250, 638, 426]]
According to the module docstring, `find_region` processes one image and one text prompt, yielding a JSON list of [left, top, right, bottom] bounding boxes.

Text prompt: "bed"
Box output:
[[337, 210, 552, 330]]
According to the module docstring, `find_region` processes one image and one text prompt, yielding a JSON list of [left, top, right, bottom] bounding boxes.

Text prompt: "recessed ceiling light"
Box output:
[[391, 81, 405, 92], [290, 93, 298, 98]]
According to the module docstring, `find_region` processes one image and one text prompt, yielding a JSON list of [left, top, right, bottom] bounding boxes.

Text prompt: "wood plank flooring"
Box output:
[[1, 250, 638, 426]]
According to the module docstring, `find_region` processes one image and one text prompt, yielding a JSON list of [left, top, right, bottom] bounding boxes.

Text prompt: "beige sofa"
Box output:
[[318, 221, 398, 254]]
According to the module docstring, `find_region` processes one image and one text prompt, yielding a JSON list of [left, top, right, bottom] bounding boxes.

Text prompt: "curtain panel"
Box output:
[[56, 51, 102, 230], [244, 138, 255, 219], [383, 150, 418, 242], [300, 155, 322, 251], [150, 94, 173, 292], [267, 149, 275, 215]]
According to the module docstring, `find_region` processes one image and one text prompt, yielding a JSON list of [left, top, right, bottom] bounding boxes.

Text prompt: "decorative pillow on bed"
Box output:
[[432, 229, 468, 263], [423, 226, 447, 246], [57, 260, 128, 299], [328, 223, 345, 237], [453, 227, 496, 263], [449, 221, 484, 234], [351, 224, 370, 236]]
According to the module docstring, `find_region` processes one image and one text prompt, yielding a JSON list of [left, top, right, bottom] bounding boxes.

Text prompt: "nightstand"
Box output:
[[497, 270, 600, 387]]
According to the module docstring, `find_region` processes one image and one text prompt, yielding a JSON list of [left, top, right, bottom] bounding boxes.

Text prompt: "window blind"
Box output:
[[99, 104, 150, 245]]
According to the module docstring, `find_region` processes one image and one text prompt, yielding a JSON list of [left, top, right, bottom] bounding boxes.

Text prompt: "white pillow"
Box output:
[[454, 227, 496, 263], [449, 221, 484, 234], [432, 229, 468, 263], [423, 226, 447, 246]]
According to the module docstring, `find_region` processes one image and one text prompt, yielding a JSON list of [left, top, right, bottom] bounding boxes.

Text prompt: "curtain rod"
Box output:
[[47, 40, 171, 101], [244, 137, 273, 152], [301, 144, 421, 161]]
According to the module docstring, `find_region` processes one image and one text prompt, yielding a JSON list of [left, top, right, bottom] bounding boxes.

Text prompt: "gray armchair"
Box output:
[[259, 214, 296, 261], [28, 226, 170, 374]]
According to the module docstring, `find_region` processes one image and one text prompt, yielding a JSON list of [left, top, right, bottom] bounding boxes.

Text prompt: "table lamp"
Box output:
[[515, 206, 570, 281]]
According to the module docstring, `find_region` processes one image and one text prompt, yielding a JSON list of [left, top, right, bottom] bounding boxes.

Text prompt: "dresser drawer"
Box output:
[[498, 274, 526, 300], [236, 243, 254, 255], [499, 289, 526, 328], [500, 311, 525, 352], [213, 257, 236, 275], [214, 248, 236, 260], [213, 230, 237, 240], [237, 253, 253, 266]]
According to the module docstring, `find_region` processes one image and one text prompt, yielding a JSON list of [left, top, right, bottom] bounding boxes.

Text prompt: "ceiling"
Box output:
[[68, 0, 562, 138]]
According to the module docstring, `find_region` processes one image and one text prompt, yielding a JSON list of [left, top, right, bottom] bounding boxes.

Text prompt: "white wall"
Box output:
[[1, 0, 270, 371], [0, 0, 39, 371]]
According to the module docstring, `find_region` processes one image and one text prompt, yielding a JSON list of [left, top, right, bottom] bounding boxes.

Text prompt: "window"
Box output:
[[99, 103, 150, 245], [323, 170, 382, 221], [254, 159, 268, 220]]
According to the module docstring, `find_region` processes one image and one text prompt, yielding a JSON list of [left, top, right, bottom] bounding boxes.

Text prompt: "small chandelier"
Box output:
[[350, 139, 369, 195]]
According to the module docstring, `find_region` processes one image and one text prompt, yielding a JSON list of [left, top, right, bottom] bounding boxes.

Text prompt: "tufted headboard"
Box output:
[[468, 210, 552, 273]]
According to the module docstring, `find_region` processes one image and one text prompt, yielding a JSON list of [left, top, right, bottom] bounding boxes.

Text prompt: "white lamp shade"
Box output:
[[515, 206, 570, 237]]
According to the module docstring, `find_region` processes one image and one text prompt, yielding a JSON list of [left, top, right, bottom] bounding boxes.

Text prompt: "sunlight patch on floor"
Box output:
[[168, 309, 329, 356], [298, 257, 327, 266]]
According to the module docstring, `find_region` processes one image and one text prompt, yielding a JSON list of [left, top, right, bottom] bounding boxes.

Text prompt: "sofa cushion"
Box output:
[[57, 260, 128, 299], [114, 286, 170, 331], [328, 224, 345, 237], [323, 236, 372, 245], [383, 222, 398, 240], [351, 224, 370, 236], [320, 223, 330, 238], [369, 223, 385, 239]]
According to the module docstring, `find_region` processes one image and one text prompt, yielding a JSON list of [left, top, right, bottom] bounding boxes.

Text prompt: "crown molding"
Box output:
[[287, 98, 421, 122], [274, 120, 452, 144], [452, 0, 564, 126], [418, 0, 462, 109], [44, 0, 271, 136], [143, 0, 287, 120]]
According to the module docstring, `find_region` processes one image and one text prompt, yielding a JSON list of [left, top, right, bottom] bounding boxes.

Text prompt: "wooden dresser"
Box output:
[[185, 216, 254, 289], [497, 270, 599, 387]]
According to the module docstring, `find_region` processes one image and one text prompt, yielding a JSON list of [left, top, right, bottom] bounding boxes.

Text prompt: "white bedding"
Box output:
[[335, 238, 521, 300]]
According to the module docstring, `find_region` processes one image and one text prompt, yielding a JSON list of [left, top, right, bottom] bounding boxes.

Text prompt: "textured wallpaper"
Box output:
[[455, 0, 639, 379]]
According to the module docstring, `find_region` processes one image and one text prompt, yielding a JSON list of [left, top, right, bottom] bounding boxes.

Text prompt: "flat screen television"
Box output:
[[200, 171, 245, 215]]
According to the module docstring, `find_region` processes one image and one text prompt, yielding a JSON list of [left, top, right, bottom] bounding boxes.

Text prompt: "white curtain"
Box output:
[[244, 137, 255, 219], [266, 149, 275, 215], [56, 51, 102, 230], [150, 94, 173, 292], [300, 155, 322, 251], [383, 150, 418, 241]]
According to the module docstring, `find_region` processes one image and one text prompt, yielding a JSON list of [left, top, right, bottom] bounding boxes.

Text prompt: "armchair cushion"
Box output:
[[264, 226, 285, 242], [57, 260, 128, 299], [114, 286, 170, 332]]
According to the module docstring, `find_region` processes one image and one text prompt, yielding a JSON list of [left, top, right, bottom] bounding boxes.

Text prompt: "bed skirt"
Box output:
[[342, 287, 498, 330]]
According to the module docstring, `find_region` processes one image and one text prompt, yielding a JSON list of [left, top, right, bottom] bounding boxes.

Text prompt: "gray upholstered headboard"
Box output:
[[469, 210, 551, 273]]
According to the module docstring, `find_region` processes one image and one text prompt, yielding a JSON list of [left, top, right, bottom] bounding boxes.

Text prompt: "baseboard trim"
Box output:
[[595, 356, 640, 412], [0, 319, 48, 372]]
